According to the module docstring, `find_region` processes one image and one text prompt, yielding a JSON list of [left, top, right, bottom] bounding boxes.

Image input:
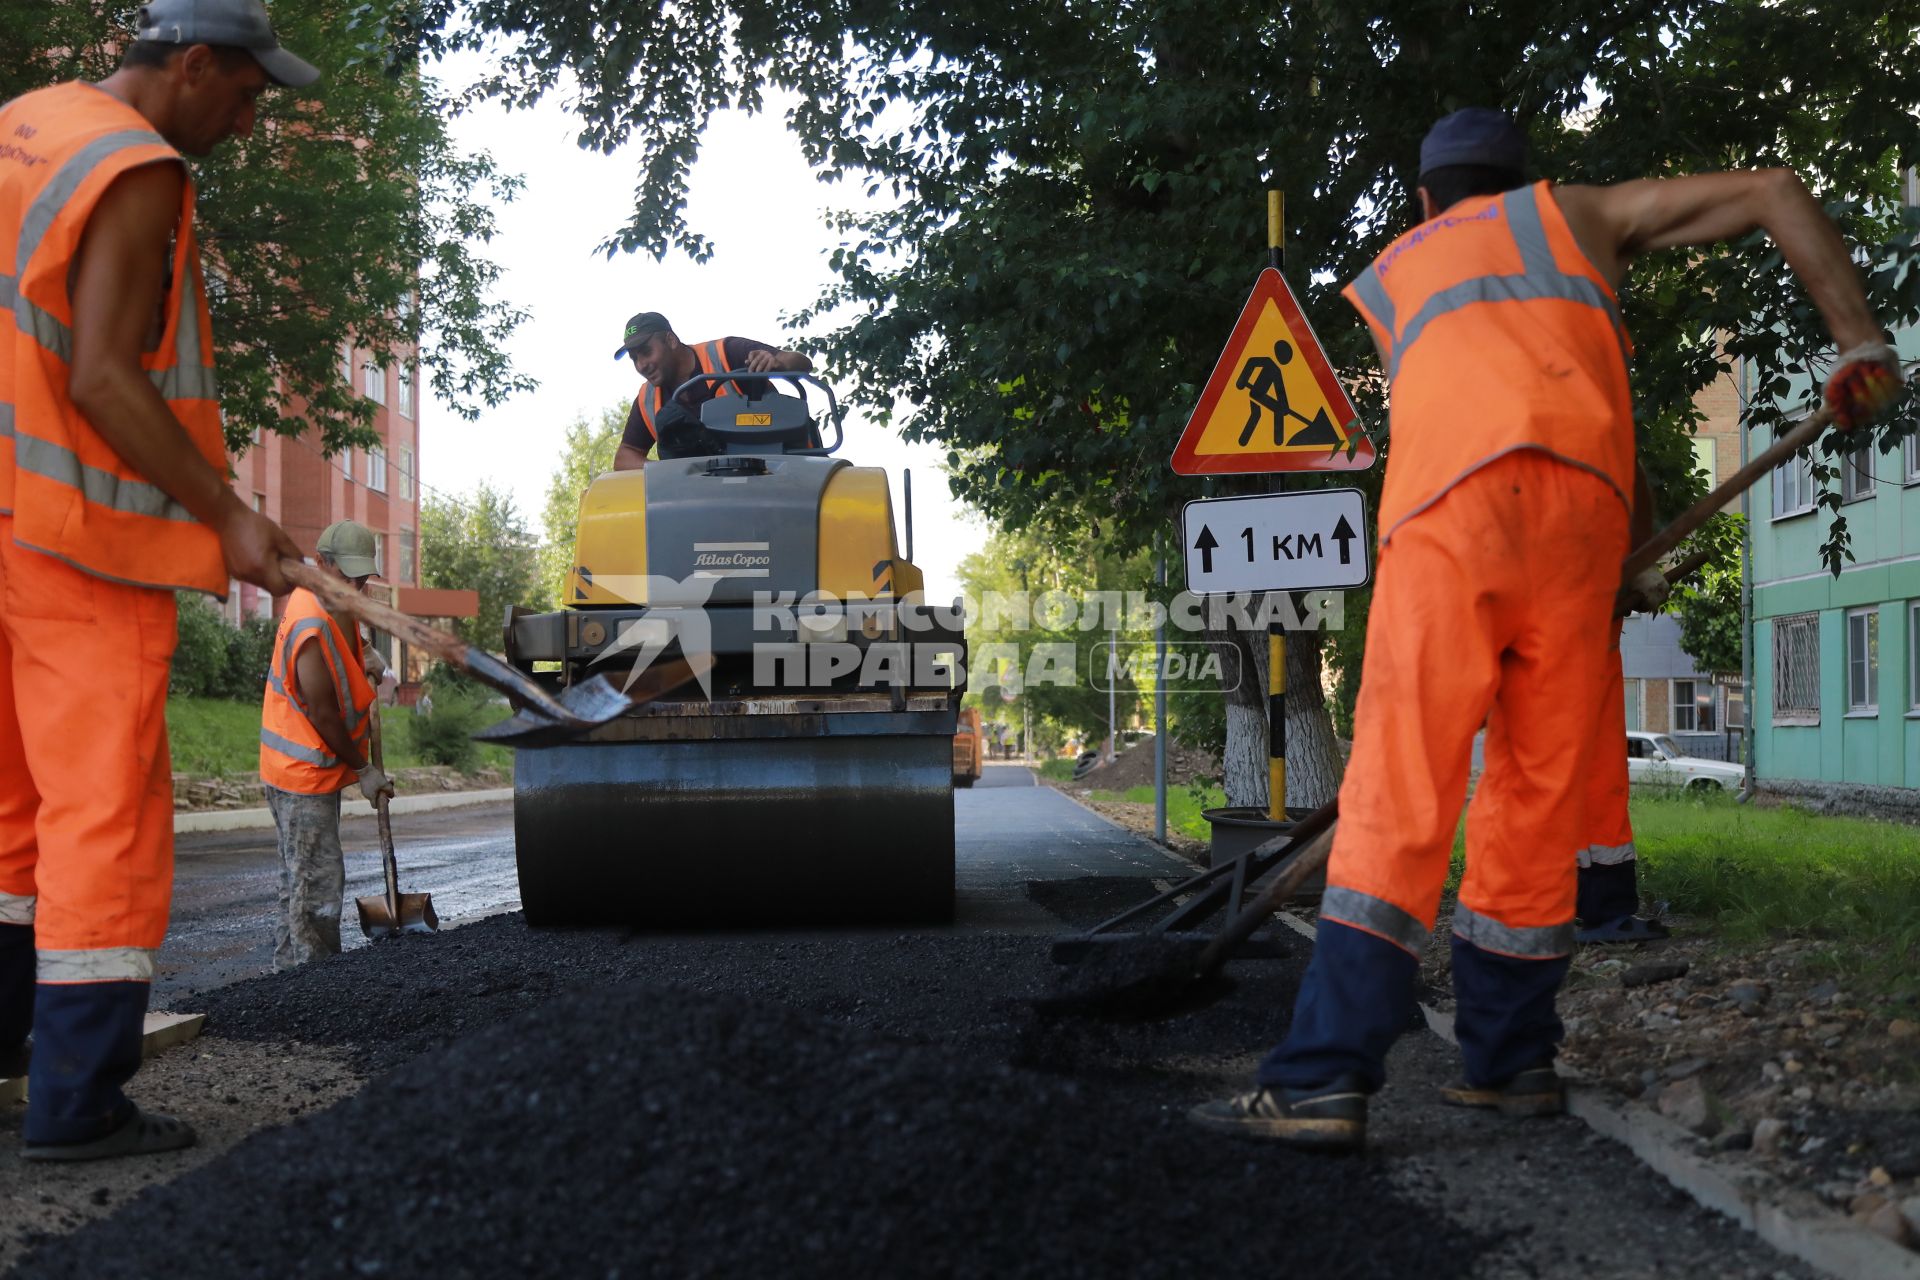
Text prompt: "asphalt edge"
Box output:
[[1269, 910, 1920, 1280], [174, 788, 514, 835]]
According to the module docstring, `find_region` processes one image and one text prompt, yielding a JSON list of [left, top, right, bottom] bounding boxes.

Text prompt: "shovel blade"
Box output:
[[355, 892, 440, 941]]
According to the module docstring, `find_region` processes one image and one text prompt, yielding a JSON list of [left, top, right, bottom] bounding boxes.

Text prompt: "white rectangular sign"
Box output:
[[1180, 488, 1371, 595]]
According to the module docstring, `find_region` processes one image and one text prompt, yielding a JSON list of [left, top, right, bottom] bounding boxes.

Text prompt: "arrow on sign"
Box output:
[[1193, 524, 1218, 574], [1331, 514, 1357, 565]]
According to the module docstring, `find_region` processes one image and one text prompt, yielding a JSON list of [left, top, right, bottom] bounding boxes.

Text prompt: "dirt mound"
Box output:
[[1073, 737, 1218, 793]]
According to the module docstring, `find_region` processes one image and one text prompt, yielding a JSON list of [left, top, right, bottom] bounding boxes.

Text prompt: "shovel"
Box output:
[[1045, 394, 1868, 1018], [279, 559, 631, 747], [355, 705, 439, 940]]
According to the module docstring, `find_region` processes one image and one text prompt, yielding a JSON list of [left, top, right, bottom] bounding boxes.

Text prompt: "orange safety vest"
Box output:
[[1343, 180, 1635, 546], [633, 339, 738, 443], [260, 587, 376, 794], [0, 82, 226, 595]]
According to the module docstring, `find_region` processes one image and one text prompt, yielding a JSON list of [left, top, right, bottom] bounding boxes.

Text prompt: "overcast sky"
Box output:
[[419, 72, 986, 602]]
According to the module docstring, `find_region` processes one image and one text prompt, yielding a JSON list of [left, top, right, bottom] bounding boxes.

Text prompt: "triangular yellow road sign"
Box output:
[[1170, 268, 1374, 475]]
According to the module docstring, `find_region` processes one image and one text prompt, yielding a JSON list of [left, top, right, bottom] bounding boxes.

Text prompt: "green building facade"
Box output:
[[1749, 330, 1920, 795]]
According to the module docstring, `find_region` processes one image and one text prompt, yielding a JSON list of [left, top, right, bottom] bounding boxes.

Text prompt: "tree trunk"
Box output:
[[1209, 615, 1344, 813]]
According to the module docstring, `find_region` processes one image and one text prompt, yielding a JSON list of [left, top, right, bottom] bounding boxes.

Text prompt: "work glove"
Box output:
[[355, 764, 395, 807], [1824, 342, 1904, 430], [1623, 567, 1671, 614]]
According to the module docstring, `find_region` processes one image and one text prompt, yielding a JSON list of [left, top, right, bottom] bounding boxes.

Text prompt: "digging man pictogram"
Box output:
[[1235, 341, 1339, 448]]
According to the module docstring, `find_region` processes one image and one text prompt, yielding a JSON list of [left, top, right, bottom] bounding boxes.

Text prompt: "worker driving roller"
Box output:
[[1191, 108, 1904, 1152], [611, 312, 813, 469]]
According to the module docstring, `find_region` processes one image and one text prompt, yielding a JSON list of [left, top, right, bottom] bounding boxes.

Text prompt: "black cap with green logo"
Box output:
[[613, 312, 671, 360]]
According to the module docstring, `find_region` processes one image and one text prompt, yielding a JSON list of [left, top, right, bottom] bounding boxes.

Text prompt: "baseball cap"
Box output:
[[613, 311, 672, 360], [1418, 108, 1527, 178], [135, 0, 321, 89], [317, 520, 379, 579]]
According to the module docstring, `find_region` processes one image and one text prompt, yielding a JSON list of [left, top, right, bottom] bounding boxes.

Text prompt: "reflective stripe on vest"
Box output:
[[637, 339, 736, 438], [1451, 903, 1575, 959], [0, 889, 33, 926], [1318, 886, 1431, 957], [1342, 181, 1636, 546], [37, 946, 155, 984], [0, 83, 226, 594]]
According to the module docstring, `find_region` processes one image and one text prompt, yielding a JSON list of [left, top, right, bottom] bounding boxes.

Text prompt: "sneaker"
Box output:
[[1188, 1075, 1369, 1151], [1439, 1062, 1566, 1117]]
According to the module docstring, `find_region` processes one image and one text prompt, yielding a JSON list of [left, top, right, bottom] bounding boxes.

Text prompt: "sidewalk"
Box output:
[[174, 787, 513, 834]]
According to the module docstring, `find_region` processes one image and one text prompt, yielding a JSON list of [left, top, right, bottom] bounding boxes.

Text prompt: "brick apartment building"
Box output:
[[222, 336, 475, 684]]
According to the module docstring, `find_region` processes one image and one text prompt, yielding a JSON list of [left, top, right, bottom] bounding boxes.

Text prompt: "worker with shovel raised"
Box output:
[[260, 520, 395, 970], [1192, 109, 1904, 1151], [0, 0, 316, 1162]]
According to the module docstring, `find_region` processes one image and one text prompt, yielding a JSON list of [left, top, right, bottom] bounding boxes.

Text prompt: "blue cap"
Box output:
[[1418, 108, 1526, 177]]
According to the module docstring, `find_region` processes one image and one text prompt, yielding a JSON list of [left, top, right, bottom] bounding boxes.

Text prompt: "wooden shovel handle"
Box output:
[[280, 559, 581, 724], [369, 704, 400, 923]]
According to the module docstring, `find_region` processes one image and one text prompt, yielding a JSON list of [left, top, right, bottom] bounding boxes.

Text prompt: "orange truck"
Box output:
[[952, 706, 985, 788]]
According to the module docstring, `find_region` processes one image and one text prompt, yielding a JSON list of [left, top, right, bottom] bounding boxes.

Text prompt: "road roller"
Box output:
[[502, 372, 966, 928]]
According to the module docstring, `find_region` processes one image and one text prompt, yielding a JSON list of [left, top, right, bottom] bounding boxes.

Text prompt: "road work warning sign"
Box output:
[[1169, 267, 1374, 475]]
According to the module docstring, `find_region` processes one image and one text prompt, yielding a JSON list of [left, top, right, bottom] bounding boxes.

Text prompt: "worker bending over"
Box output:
[[611, 311, 811, 469], [0, 0, 314, 1161], [259, 520, 395, 970], [1192, 108, 1902, 1151]]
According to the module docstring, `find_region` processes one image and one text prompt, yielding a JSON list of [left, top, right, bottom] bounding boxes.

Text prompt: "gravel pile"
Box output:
[[13, 912, 1495, 1279]]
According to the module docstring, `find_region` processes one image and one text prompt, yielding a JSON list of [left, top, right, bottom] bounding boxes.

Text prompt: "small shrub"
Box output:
[[408, 687, 483, 770], [169, 594, 229, 697], [217, 615, 277, 701]]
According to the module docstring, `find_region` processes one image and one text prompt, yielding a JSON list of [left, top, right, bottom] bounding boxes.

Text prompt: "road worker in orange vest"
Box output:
[[611, 312, 813, 470], [1191, 109, 1904, 1152], [0, 0, 316, 1161], [259, 520, 394, 972]]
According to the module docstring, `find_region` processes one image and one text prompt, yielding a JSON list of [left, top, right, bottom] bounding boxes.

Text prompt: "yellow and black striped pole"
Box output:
[[1267, 189, 1287, 824]]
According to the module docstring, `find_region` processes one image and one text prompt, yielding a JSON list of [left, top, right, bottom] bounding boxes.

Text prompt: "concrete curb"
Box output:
[[174, 788, 514, 835], [1271, 911, 1920, 1280], [0, 1011, 205, 1105]]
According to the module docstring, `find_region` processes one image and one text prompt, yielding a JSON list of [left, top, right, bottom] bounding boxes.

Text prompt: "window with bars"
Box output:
[[399, 526, 415, 584], [367, 445, 387, 494], [397, 365, 415, 419], [1772, 451, 1814, 518], [373, 532, 387, 579], [1847, 607, 1878, 713], [398, 445, 414, 500], [1772, 612, 1820, 723], [363, 361, 386, 405]]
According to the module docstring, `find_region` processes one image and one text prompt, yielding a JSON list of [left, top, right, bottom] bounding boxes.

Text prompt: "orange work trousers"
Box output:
[[0, 516, 178, 976], [1322, 451, 1627, 958], [1578, 637, 1635, 868]]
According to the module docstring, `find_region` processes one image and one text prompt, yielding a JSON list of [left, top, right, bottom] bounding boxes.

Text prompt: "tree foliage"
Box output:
[[424, 0, 1920, 562], [538, 405, 626, 609], [1669, 513, 1746, 677], [419, 482, 543, 649], [0, 0, 532, 454]]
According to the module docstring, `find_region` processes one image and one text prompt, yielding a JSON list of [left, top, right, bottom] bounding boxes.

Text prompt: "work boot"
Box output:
[[1439, 1062, 1566, 1117], [1187, 1074, 1369, 1151]]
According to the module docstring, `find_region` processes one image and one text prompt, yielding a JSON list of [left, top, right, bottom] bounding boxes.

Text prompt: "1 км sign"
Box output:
[[1180, 489, 1371, 596]]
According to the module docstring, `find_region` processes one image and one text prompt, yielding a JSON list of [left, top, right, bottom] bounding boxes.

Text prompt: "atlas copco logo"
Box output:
[[694, 551, 772, 569]]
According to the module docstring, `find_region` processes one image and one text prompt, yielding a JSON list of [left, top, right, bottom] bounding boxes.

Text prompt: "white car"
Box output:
[[1626, 731, 1743, 791]]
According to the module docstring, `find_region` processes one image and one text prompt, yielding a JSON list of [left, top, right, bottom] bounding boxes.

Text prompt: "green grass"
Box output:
[[1089, 783, 1225, 844], [166, 695, 513, 777], [1035, 758, 1077, 782], [1630, 789, 1920, 996]]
